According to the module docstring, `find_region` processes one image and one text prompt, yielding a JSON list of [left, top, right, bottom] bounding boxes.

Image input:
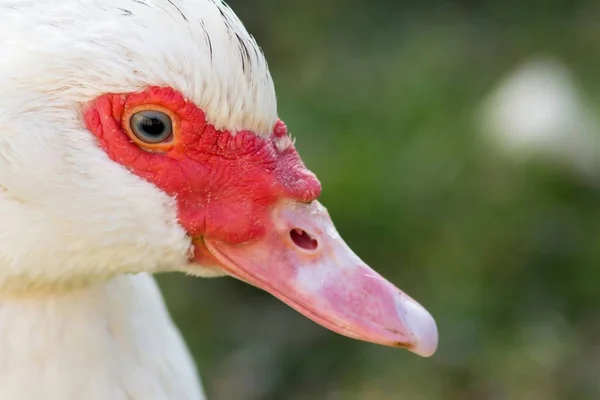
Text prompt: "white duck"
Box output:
[[0, 1, 438, 399]]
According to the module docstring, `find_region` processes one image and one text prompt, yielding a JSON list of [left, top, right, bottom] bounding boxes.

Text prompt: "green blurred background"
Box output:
[[158, 1, 600, 399]]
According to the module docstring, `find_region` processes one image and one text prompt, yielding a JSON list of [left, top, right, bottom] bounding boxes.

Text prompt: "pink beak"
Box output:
[[204, 200, 438, 357]]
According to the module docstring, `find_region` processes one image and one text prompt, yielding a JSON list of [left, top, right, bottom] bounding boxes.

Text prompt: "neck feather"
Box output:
[[0, 273, 206, 400]]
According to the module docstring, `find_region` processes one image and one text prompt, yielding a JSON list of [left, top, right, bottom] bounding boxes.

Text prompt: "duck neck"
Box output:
[[0, 273, 206, 400]]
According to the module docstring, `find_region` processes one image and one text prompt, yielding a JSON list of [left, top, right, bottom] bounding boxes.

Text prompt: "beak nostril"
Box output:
[[290, 228, 318, 251]]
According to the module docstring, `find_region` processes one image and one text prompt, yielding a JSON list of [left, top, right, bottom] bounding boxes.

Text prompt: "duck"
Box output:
[[0, 1, 438, 399]]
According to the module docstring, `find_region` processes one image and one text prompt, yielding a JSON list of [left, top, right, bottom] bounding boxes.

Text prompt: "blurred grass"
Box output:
[[158, 1, 600, 399]]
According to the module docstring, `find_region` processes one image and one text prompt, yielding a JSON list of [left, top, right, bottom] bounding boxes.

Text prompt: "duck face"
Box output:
[[0, 0, 438, 357]]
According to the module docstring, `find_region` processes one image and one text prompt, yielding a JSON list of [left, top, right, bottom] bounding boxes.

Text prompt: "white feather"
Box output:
[[0, 1, 280, 398], [0, 274, 206, 400]]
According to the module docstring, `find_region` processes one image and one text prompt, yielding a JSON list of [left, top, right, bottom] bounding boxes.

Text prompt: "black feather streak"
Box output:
[[167, 0, 188, 21], [200, 20, 213, 60], [218, 6, 227, 20], [117, 7, 133, 16], [216, 3, 250, 74], [235, 32, 250, 74]]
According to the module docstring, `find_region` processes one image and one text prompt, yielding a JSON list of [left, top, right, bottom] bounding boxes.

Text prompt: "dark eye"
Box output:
[[129, 110, 173, 144]]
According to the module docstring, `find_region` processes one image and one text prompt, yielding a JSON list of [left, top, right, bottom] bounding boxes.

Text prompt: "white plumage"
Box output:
[[0, 275, 206, 399], [0, 1, 438, 399], [0, 1, 277, 398], [0, 0, 277, 296]]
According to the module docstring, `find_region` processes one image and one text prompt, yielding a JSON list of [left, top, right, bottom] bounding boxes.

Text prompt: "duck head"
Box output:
[[0, 0, 438, 357]]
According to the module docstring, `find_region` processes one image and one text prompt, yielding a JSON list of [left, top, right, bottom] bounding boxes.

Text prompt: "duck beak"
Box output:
[[202, 200, 438, 357]]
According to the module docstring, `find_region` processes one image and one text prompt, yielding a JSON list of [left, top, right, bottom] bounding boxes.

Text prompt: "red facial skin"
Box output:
[[84, 86, 322, 254], [84, 86, 439, 357]]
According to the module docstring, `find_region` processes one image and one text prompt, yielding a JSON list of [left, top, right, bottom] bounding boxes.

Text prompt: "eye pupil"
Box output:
[[130, 110, 173, 144], [139, 117, 165, 136]]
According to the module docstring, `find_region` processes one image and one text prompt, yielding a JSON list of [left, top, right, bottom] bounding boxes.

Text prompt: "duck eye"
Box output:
[[129, 110, 173, 144]]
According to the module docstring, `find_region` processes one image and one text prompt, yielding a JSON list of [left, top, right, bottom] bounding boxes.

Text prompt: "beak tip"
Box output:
[[401, 297, 439, 358]]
